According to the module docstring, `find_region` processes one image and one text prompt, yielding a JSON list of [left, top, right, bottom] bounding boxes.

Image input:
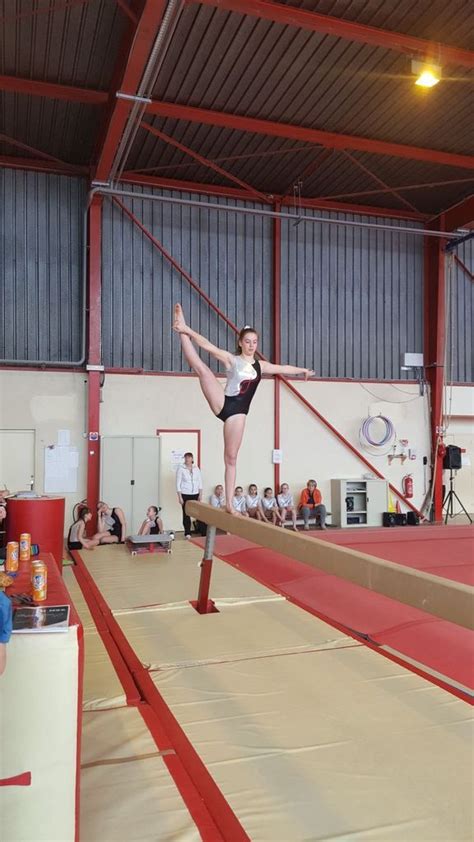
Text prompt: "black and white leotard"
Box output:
[[216, 355, 262, 422]]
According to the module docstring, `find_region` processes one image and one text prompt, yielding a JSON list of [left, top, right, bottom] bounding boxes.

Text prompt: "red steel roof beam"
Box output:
[[3, 73, 473, 173], [454, 254, 474, 282], [431, 195, 474, 230], [342, 150, 420, 213], [0, 74, 107, 105], [0, 155, 86, 176], [140, 120, 270, 202], [314, 177, 474, 202], [93, 0, 168, 184], [0, 132, 81, 168], [146, 101, 474, 171], [118, 172, 427, 218], [194, 0, 474, 68]]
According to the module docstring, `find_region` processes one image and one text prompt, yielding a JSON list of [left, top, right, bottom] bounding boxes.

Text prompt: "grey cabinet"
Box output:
[[331, 478, 388, 527]]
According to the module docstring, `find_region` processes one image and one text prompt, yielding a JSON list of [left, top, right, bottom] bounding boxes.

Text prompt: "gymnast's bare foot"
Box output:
[[173, 303, 190, 334], [226, 505, 241, 516]]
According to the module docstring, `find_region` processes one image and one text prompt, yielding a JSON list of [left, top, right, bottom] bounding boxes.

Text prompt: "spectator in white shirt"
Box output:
[[210, 484, 225, 508], [245, 484, 265, 521], [277, 483, 298, 530], [176, 452, 203, 539], [262, 487, 283, 526], [232, 486, 249, 516]]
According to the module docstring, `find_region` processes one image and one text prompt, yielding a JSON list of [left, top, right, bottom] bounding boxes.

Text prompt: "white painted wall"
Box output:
[[0, 370, 472, 534], [0, 370, 88, 531]]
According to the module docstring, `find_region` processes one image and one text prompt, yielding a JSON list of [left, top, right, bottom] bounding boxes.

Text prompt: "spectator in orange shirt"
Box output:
[[299, 479, 327, 530]]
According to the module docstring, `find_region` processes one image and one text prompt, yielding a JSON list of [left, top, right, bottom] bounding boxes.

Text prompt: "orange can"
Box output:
[[6, 542, 19, 574], [31, 560, 47, 602], [19, 533, 31, 562]]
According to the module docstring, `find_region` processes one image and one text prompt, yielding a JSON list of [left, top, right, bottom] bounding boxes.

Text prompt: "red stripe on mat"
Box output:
[[72, 553, 250, 842], [71, 554, 141, 706]]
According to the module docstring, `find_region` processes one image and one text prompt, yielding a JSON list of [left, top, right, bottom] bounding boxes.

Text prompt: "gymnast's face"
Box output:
[[239, 331, 258, 357]]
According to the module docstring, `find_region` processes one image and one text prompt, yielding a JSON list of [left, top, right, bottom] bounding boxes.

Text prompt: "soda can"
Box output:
[[31, 560, 47, 602], [6, 542, 19, 574], [19, 533, 31, 562]]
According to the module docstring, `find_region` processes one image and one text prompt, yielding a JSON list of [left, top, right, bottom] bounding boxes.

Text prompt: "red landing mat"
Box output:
[[193, 526, 474, 693]]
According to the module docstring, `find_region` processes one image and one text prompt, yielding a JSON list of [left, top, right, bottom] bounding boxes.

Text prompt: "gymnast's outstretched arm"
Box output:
[[260, 361, 314, 379]]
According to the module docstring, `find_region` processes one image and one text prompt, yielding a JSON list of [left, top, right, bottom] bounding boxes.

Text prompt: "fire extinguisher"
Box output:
[[402, 474, 414, 498]]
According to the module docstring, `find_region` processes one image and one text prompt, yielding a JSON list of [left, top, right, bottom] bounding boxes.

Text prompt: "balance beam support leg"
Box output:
[[196, 526, 216, 614]]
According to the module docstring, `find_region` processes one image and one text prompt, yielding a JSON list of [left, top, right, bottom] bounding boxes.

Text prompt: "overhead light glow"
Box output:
[[412, 60, 441, 88]]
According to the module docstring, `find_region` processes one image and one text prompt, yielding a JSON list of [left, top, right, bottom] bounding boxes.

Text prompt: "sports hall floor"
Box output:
[[70, 523, 473, 841]]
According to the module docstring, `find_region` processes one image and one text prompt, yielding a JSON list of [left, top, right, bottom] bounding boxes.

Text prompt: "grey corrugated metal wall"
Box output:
[[2, 169, 471, 383], [0, 168, 85, 363], [280, 208, 425, 380], [101, 188, 273, 370], [447, 241, 473, 383]]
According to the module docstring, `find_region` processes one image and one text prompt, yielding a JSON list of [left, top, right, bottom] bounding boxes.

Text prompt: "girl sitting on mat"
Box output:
[[68, 507, 100, 551], [246, 483, 265, 521], [173, 303, 313, 515], [94, 502, 126, 544], [262, 487, 283, 526]]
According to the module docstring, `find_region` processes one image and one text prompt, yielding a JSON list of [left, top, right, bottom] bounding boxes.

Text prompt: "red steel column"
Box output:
[[273, 202, 281, 492], [424, 220, 446, 522], [87, 197, 102, 533]]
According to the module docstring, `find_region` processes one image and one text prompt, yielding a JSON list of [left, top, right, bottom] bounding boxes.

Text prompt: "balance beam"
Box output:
[[186, 502, 474, 630]]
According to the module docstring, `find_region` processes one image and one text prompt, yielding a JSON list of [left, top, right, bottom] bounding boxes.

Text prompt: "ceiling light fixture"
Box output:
[[412, 60, 441, 88]]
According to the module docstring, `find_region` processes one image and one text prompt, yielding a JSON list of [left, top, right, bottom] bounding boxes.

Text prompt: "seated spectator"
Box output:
[[277, 483, 298, 530], [232, 487, 249, 516], [138, 506, 164, 536], [94, 502, 126, 544], [261, 487, 283, 526], [245, 484, 265, 521], [210, 484, 225, 508], [68, 507, 100, 551], [299, 480, 327, 530]]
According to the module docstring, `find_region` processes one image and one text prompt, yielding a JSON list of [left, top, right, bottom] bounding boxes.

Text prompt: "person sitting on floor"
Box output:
[[68, 507, 100, 551], [298, 480, 327, 530], [210, 484, 225, 508], [94, 502, 126, 544], [138, 505, 164, 536]]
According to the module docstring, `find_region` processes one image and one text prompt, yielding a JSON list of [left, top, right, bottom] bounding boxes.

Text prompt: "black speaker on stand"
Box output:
[[443, 445, 462, 470], [442, 446, 472, 525]]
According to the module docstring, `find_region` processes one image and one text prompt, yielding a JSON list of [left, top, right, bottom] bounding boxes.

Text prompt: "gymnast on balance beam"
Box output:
[[173, 303, 314, 516]]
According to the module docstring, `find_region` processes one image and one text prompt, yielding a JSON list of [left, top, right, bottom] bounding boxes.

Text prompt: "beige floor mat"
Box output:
[[79, 541, 272, 610], [81, 708, 200, 842], [148, 641, 473, 841], [115, 598, 359, 671]]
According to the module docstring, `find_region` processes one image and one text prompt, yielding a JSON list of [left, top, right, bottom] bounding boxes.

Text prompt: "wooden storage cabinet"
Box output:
[[331, 478, 388, 527]]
